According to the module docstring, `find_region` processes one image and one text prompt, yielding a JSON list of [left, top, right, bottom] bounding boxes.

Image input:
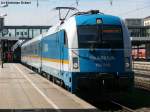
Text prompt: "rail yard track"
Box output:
[[135, 76, 150, 91], [133, 61, 150, 71], [111, 100, 135, 112], [133, 61, 150, 91]]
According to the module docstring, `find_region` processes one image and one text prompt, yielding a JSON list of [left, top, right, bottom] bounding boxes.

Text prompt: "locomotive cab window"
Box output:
[[77, 25, 123, 49], [77, 25, 101, 48], [102, 25, 122, 41], [102, 25, 123, 49]]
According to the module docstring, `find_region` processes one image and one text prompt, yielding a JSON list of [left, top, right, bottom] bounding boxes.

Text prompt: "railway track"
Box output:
[[133, 61, 150, 65], [111, 100, 135, 112], [76, 90, 136, 112], [133, 62, 150, 71], [91, 99, 135, 112], [134, 70, 150, 78], [76, 60, 150, 112], [132, 61, 150, 91], [135, 77, 150, 91]]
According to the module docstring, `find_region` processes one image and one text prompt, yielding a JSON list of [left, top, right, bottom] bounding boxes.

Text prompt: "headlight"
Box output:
[[125, 62, 130, 68], [73, 57, 79, 69], [73, 63, 78, 69], [125, 58, 130, 68]]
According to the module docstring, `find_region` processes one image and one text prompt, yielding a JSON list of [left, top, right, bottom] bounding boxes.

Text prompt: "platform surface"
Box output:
[[0, 63, 98, 111]]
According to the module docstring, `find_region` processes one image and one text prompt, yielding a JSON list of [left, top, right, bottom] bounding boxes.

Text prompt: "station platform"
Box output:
[[0, 63, 99, 111]]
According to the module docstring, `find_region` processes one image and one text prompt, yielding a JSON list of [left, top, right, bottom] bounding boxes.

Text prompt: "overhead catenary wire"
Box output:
[[119, 4, 150, 16]]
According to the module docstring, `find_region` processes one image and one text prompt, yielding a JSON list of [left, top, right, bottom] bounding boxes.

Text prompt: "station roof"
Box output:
[[128, 25, 150, 29], [3, 25, 51, 29], [131, 37, 150, 45], [144, 16, 150, 20]]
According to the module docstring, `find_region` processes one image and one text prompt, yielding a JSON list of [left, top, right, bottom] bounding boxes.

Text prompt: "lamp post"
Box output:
[[110, 0, 113, 6], [0, 4, 7, 68], [37, 0, 39, 7]]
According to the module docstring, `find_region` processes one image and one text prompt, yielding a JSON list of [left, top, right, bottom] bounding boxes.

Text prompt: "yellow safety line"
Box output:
[[23, 55, 69, 64]]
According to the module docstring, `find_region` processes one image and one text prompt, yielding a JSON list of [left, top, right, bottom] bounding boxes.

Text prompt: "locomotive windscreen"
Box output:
[[77, 25, 123, 49], [77, 25, 100, 43]]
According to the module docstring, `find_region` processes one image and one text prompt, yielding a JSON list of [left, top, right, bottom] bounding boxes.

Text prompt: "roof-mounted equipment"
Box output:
[[72, 10, 103, 16], [54, 7, 78, 24]]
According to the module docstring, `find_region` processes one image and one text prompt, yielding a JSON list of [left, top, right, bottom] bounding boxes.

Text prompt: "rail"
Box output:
[[111, 100, 135, 112], [132, 62, 150, 91], [135, 77, 150, 91], [133, 61, 150, 71]]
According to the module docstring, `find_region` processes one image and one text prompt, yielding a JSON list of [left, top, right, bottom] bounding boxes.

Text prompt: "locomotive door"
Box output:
[[58, 30, 65, 74], [58, 30, 68, 75]]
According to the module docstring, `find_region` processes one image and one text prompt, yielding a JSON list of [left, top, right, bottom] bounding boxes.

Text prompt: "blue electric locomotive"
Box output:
[[21, 10, 134, 93]]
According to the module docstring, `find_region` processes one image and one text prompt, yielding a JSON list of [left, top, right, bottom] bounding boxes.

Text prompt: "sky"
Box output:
[[0, 0, 150, 25]]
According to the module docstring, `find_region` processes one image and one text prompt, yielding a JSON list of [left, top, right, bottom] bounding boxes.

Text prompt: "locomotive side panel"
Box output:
[[41, 31, 69, 79], [21, 36, 42, 71]]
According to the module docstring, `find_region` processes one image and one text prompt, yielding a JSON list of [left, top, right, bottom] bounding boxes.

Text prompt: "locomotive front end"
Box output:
[[70, 14, 134, 92]]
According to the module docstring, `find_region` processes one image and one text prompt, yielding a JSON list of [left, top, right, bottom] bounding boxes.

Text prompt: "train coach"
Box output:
[[21, 10, 134, 93]]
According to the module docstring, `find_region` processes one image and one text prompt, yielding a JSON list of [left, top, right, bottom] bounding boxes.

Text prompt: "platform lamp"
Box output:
[[37, 0, 39, 7]]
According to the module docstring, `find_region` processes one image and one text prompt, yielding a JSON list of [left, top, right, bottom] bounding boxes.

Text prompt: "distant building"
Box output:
[[0, 25, 51, 39], [0, 25, 51, 62], [144, 16, 150, 38], [125, 18, 144, 26], [144, 16, 150, 26]]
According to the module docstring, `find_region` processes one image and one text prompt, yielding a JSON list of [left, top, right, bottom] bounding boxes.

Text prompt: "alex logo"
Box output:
[[89, 55, 115, 61]]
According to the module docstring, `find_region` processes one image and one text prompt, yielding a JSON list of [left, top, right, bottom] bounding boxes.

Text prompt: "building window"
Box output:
[[24, 32, 27, 35], [16, 32, 19, 35], [9, 33, 11, 37], [21, 32, 23, 36]]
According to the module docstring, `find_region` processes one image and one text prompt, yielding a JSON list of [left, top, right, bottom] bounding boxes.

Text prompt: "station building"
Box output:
[[144, 16, 150, 26], [125, 18, 144, 26], [128, 26, 150, 60], [0, 25, 50, 62], [125, 17, 150, 60], [1, 25, 50, 39]]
